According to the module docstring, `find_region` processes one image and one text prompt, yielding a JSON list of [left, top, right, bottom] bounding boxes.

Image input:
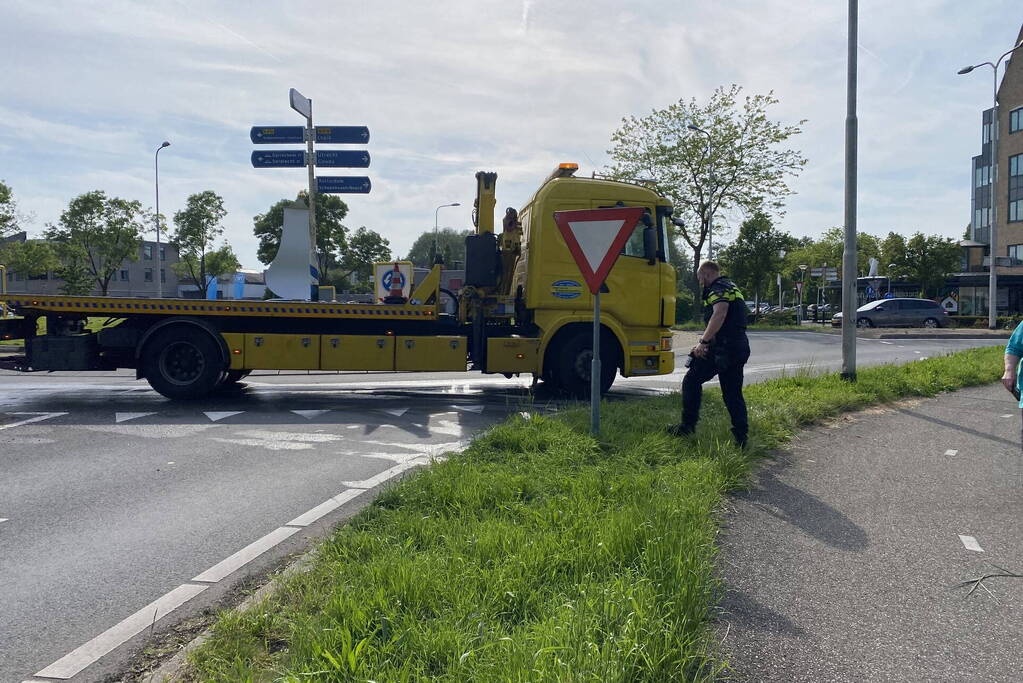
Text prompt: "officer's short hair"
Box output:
[[698, 260, 720, 274]]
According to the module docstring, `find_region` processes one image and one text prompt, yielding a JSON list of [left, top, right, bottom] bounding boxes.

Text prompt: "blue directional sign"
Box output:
[[314, 126, 370, 144], [317, 176, 372, 194], [315, 150, 370, 168], [250, 126, 305, 144], [251, 150, 306, 168]]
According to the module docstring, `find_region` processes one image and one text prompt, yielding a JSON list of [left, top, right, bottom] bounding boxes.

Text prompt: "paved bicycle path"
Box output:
[[717, 383, 1023, 682]]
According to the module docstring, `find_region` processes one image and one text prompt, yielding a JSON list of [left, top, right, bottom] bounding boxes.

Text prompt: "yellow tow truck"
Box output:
[[0, 165, 676, 399]]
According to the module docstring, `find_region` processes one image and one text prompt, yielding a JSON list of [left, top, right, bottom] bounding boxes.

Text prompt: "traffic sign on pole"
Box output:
[[251, 150, 307, 168], [250, 126, 306, 144], [315, 150, 371, 168], [290, 88, 312, 119], [552, 207, 646, 294], [314, 126, 370, 144], [316, 176, 372, 194]]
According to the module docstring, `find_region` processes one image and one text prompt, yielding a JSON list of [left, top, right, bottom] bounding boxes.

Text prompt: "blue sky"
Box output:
[[1, 0, 1020, 268]]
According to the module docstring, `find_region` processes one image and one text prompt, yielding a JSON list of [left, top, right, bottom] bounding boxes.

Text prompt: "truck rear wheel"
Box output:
[[549, 331, 617, 398], [142, 327, 225, 400]]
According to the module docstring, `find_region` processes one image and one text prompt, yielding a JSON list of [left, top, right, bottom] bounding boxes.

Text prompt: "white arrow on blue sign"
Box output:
[[317, 176, 371, 194], [250, 126, 305, 144], [314, 126, 370, 144], [315, 150, 370, 168], [251, 150, 306, 168]]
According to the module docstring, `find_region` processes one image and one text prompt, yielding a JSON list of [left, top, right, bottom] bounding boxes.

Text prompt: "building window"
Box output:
[[120, 269, 129, 281], [1010, 244, 1023, 264], [1010, 200, 1023, 223], [144, 268, 153, 282], [975, 165, 991, 187], [160, 245, 166, 261], [983, 122, 992, 143], [1011, 154, 1023, 178], [160, 269, 166, 283], [143, 244, 153, 260], [1012, 107, 1023, 134]]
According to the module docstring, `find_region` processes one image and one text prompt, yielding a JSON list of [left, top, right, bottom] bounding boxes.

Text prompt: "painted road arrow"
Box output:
[[250, 126, 305, 144], [317, 176, 372, 194], [314, 126, 370, 144], [314, 150, 370, 168], [251, 150, 306, 168]]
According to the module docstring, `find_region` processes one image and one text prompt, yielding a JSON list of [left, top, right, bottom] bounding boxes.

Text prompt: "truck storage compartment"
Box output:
[[244, 333, 320, 370], [485, 337, 539, 374], [321, 335, 395, 371], [395, 336, 467, 371], [27, 334, 99, 370]]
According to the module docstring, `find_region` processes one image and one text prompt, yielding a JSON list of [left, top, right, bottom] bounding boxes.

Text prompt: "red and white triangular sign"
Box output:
[[553, 207, 646, 294]]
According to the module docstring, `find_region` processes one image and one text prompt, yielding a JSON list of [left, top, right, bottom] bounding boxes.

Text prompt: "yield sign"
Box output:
[[553, 207, 646, 294]]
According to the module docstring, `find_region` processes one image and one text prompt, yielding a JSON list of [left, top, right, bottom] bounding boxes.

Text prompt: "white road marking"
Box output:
[[1001, 414, 1013, 418], [431, 418, 464, 436], [345, 425, 360, 429], [82, 424, 215, 439], [959, 535, 984, 552], [287, 488, 366, 527], [34, 583, 208, 679], [452, 404, 485, 414], [291, 409, 330, 419], [380, 407, 409, 417], [0, 518, 8, 523], [192, 526, 301, 583], [880, 341, 894, 345], [914, 351, 921, 354], [0, 412, 67, 431], [945, 449, 958, 456], [204, 410, 245, 422], [114, 412, 156, 423], [342, 458, 429, 489]]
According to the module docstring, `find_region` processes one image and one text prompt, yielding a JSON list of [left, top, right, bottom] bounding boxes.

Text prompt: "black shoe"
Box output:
[[667, 423, 695, 438], [733, 432, 748, 449]]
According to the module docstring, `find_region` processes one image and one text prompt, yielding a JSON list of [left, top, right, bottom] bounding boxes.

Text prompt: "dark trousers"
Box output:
[[681, 344, 750, 440]]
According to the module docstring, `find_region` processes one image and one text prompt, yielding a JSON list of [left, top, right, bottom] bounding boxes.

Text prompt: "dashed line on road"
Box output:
[[959, 535, 984, 552], [291, 409, 330, 420], [0, 518, 8, 524], [192, 526, 302, 584], [945, 449, 959, 456], [204, 410, 245, 422], [115, 412, 156, 423], [0, 412, 67, 431]]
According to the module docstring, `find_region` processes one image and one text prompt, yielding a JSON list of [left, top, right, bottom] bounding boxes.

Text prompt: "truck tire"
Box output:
[[222, 369, 251, 385], [550, 331, 617, 398], [142, 326, 225, 400]]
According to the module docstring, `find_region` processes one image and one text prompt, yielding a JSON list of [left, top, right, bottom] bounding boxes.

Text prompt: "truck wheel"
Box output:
[[222, 369, 251, 385], [552, 332, 617, 398], [142, 327, 225, 400]]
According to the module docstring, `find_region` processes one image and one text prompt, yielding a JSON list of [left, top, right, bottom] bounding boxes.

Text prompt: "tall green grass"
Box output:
[[185, 346, 1004, 682]]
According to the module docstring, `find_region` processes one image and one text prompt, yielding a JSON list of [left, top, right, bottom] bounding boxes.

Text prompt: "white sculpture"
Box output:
[[264, 202, 317, 300]]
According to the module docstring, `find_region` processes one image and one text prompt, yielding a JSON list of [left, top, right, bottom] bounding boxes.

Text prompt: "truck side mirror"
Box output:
[[643, 226, 657, 265]]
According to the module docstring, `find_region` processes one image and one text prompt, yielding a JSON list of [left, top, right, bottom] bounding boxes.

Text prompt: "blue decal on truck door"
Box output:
[[551, 280, 583, 299]]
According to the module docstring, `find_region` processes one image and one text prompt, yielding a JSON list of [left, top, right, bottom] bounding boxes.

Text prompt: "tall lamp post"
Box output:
[[958, 37, 1023, 329], [798, 264, 808, 324], [154, 141, 171, 299], [433, 202, 460, 264], [687, 124, 715, 258]]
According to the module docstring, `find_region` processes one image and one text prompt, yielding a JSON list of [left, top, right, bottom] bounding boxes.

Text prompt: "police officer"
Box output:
[[668, 260, 750, 447]]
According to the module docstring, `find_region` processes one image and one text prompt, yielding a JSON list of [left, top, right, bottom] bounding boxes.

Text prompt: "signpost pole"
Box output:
[[304, 101, 318, 293], [591, 291, 601, 436]]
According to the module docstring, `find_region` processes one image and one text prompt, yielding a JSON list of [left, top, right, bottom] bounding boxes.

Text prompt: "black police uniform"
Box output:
[[676, 276, 750, 446]]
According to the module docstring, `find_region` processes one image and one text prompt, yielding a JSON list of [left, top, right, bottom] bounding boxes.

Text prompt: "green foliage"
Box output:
[[0, 179, 21, 238], [53, 244, 95, 295], [902, 233, 960, 298], [253, 192, 349, 284], [44, 191, 147, 295], [0, 239, 56, 279], [405, 227, 472, 268], [187, 345, 1004, 681], [605, 84, 807, 290], [329, 226, 392, 292], [674, 287, 695, 323], [170, 190, 228, 288], [718, 212, 787, 308]]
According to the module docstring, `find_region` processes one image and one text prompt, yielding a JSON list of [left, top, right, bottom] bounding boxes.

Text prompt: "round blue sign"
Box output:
[[382, 270, 406, 290]]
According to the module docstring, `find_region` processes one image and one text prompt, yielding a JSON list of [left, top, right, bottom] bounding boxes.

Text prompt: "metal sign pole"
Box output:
[[591, 290, 601, 436], [305, 101, 318, 295]]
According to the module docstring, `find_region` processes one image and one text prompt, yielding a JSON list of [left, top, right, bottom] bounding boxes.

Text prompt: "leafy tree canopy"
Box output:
[[171, 190, 228, 287], [253, 191, 348, 284], [404, 228, 472, 268]]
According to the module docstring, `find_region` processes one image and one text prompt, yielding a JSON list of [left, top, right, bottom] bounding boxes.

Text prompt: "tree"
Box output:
[[171, 191, 228, 288], [879, 232, 907, 279], [44, 191, 147, 295], [52, 243, 95, 295], [405, 228, 471, 268], [0, 180, 21, 238], [174, 243, 240, 291], [0, 239, 57, 279], [901, 233, 960, 298], [331, 226, 391, 290], [718, 212, 788, 312], [605, 84, 807, 293], [253, 191, 348, 284]]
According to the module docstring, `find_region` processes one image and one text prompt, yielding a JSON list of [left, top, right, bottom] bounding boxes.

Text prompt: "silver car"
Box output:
[[832, 298, 949, 329]]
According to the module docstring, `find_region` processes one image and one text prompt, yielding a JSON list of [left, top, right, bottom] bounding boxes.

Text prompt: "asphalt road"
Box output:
[[0, 331, 1005, 682]]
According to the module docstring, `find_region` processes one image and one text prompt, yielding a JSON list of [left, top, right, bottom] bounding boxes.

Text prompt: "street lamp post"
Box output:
[[798, 264, 808, 324], [958, 37, 1023, 329], [688, 124, 714, 259], [154, 141, 170, 298], [433, 202, 461, 265], [887, 262, 897, 296]]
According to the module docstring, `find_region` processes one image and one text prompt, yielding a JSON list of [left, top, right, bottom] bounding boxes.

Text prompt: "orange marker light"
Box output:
[[232, 349, 242, 355]]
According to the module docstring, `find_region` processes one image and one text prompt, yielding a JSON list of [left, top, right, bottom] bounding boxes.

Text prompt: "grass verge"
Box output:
[[185, 346, 1004, 682]]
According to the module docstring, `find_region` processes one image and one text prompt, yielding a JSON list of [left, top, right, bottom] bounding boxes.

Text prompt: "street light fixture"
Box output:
[[958, 37, 1023, 329], [154, 141, 170, 299], [433, 202, 460, 265], [798, 264, 808, 324], [688, 124, 715, 259]]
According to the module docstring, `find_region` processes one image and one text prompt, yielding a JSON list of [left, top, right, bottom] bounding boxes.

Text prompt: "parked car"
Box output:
[[831, 298, 949, 328]]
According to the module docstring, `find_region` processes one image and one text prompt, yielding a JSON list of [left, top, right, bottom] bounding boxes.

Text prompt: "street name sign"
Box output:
[[251, 150, 306, 168], [315, 150, 371, 168], [314, 126, 370, 144], [317, 176, 372, 194], [552, 207, 646, 294], [250, 126, 305, 144]]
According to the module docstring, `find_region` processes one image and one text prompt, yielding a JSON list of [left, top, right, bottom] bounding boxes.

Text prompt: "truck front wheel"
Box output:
[[142, 327, 225, 400], [550, 331, 618, 398]]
